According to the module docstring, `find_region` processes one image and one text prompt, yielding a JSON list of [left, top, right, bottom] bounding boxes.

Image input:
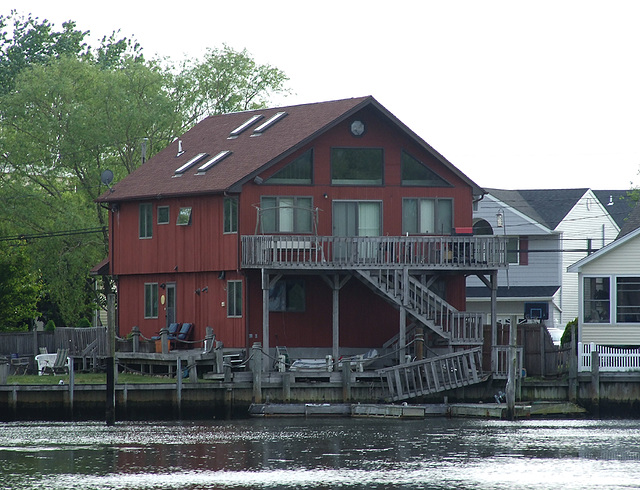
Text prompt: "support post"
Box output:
[[160, 327, 169, 354], [131, 326, 140, 353], [342, 360, 352, 401], [399, 307, 407, 363], [490, 271, 498, 374], [252, 342, 263, 403], [68, 358, 74, 419], [568, 328, 578, 402], [282, 372, 291, 402], [506, 319, 517, 420], [176, 356, 182, 419], [591, 350, 600, 417], [106, 293, 116, 426], [262, 270, 270, 372], [415, 327, 424, 361], [332, 274, 340, 364]]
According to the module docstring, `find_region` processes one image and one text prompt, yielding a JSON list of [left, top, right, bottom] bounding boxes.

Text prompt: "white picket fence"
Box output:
[[578, 342, 640, 372]]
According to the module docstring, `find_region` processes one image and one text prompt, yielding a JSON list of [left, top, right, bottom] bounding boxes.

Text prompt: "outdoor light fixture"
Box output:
[[496, 211, 504, 228], [195, 288, 201, 295], [160, 283, 166, 289]]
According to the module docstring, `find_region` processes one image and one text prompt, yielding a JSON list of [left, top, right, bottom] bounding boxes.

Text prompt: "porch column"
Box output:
[[399, 267, 409, 362], [490, 271, 498, 374], [261, 269, 270, 372], [332, 275, 340, 363], [399, 307, 407, 363]]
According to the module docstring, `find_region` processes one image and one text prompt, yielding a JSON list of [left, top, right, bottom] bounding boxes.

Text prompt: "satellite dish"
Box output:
[[101, 169, 114, 186]]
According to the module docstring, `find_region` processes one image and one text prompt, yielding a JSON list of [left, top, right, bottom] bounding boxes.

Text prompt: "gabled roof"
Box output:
[[485, 188, 590, 230], [98, 96, 482, 202], [568, 222, 640, 272], [592, 189, 635, 231], [617, 202, 640, 238]]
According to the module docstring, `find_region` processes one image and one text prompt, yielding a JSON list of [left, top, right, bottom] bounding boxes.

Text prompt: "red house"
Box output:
[[98, 96, 505, 369]]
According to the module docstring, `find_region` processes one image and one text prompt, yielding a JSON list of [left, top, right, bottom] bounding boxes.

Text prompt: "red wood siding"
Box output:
[[246, 273, 400, 348], [111, 195, 239, 276], [117, 270, 246, 348], [238, 108, 474, 237]]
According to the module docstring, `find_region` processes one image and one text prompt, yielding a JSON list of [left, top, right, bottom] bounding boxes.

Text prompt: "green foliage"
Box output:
[[44, 319, 56, 332], [561, 318, 577, 346], [0, 13, 289, 330], [76, 317, 91, 328], [0, 236, 43, 331], [174, 44, 290, 127]]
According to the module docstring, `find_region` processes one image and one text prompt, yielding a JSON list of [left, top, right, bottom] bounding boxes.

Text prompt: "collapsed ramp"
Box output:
[[377, 347, 487, 402]]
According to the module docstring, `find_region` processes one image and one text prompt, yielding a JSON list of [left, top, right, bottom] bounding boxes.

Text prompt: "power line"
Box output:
[[0, 227, 104, 243]]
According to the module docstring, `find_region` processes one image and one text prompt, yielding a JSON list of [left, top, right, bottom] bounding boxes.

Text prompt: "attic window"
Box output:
[[228, 115, 263, 138], [175, 153, 208, 175], [251, 111, 288, 136], [196, 150, 232, 174]]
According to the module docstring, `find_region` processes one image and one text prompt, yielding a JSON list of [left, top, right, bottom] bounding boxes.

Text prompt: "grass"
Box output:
[[6, 372, 182, 385]]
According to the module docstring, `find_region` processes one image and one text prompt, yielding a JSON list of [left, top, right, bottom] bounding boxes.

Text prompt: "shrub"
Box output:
[[44, 320, 56, 332], [76, 318, 91, 328]]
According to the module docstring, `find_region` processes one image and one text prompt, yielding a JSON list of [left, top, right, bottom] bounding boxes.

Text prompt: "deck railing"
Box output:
[[578, 342, 640, 372], [241, 235, 507, 269]]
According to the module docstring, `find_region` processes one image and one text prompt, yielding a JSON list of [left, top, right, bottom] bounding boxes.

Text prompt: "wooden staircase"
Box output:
[[355, 269, 483, 345], [377, 347, 486, 401]]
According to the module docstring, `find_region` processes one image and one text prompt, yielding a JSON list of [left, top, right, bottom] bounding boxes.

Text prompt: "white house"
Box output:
[[568, 204, 640, 371], [467, 188, 623, 331]]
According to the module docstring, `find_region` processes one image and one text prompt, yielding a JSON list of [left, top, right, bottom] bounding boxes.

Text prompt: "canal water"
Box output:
[[1, 417, 639, 489]]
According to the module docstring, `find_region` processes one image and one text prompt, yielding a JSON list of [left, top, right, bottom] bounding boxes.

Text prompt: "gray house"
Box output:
[[467, 188, 629, 332]]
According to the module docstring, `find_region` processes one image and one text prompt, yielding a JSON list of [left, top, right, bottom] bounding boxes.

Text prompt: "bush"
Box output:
[[561, 318, 577, 345], [44, 320, 56, 332], [76, 318, 91, 328]]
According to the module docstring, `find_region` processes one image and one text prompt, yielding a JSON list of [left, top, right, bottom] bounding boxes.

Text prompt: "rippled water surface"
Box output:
[[1, 417, 639, 489]]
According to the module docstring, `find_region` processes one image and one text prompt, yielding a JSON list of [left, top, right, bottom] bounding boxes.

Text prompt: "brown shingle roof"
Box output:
[[98, 95, 481, 202]]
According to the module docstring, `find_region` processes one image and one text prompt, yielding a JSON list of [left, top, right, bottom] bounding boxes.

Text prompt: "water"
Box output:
[[1, 417, 639, 489]]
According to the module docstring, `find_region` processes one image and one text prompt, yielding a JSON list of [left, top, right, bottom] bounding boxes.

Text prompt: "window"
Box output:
[[584, 277, 610, 323], [617, 277, 640, 323], [401, 151, 450, 186], [265, 149, 313, 184], [402, 198, 452, 235], [139, 203, 153, 239], [260, 196, 313, 233], [157, 206, 170, 225], [144, 283, 158, 318], [269, 279, 305, 312], [331, 148, 383, 185], [224, 197, 238, 233], [227, 281, 242, 317], [506, 237, 519, 264], [505, 237, 528, 265], [176, 207, 192, 226]]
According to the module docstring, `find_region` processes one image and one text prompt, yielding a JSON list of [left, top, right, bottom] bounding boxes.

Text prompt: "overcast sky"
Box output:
[[8, 1, 640, 191]]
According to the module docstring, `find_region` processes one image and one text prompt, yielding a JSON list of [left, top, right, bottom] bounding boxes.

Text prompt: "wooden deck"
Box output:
[[242, 235, 507, 270]]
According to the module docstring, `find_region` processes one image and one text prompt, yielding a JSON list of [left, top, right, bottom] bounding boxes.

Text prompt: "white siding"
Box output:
[[579, 237, 640, 275], [556, 190, 619, 325]]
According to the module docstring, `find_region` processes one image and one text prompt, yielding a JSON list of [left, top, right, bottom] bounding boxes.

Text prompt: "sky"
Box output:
[[7, 1, 640, 191]]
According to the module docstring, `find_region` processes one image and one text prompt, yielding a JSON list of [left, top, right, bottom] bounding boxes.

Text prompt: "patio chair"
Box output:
[[151, 322, 180, 341], [170, 323, 193, 350], [47, 348, 69, 375]]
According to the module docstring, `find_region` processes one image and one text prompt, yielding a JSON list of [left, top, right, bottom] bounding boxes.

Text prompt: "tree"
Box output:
[[172, 44, 290, 128], [0, 13, 290, 329], [0, 234, 42, 331]]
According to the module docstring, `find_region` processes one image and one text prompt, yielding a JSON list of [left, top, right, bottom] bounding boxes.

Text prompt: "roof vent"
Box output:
[[174, 153, 208, 175], [196, 150, 232, 174], [176, 140, 185, 157], [251, 111, 288, 136], [228, 114, 263, 139]]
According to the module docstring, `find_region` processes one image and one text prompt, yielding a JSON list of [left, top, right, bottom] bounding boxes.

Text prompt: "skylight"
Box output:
[[251, 111, 288, 136], [228, 115, 263, 138], [174, 153, 208, 175], [196, 150, 232, 174]]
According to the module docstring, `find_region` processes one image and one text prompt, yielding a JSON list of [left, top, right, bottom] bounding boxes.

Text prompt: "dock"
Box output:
[[248, 401, 587, 419]]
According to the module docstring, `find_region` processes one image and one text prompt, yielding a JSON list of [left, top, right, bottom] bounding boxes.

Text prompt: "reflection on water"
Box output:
[[1, 417, 639, 489]]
